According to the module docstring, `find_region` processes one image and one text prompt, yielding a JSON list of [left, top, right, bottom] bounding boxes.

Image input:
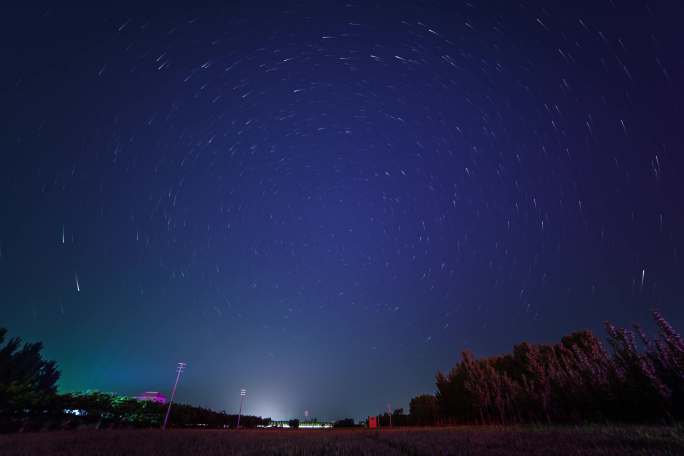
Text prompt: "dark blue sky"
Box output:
[[2, 1, 684, 421]]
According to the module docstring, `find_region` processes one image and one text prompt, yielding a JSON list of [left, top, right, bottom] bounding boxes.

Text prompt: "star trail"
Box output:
[[1, 1, 683, 421]]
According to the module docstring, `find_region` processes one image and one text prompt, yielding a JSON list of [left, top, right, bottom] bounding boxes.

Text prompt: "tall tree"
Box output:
[[0, 328, 60, 424], [409, 394, 438, 425]]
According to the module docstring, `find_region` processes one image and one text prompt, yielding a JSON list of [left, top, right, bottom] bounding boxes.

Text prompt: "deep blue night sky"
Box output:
[[2, 1, 684, 421]]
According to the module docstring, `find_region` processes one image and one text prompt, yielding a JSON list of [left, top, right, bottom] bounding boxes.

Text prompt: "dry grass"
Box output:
[[1, 425, 684, 455]]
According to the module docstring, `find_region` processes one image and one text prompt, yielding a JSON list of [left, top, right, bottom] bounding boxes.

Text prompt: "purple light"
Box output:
[[135, 391, 167, 404]]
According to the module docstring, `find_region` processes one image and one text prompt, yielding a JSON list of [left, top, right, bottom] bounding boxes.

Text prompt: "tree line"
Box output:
[[4, 310, 684, 431], [0, 327, 268, 432], [405, 311, 684, 425]]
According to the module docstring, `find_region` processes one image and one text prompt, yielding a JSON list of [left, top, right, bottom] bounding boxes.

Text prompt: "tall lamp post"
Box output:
[[236, 388, 247, 429], [162, 362, 187, 430]]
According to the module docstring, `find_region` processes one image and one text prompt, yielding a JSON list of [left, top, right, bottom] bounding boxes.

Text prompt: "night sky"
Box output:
[[2, 1, 684, 421]]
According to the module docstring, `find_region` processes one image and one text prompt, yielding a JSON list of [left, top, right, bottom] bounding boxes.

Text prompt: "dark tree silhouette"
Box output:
[[409, 394, 438, 425], [0, 327, 60, 430], [333, 418, 356, 427], [432, 312, 684, 425]]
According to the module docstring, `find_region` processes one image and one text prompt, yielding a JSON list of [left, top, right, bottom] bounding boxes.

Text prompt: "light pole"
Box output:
[[388, 403, 392, 427], [236, 388, 247, 429], [162, 362, 187, 430]]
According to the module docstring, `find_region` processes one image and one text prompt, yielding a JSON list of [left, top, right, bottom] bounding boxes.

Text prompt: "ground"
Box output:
[[2, 426, 684, 455]]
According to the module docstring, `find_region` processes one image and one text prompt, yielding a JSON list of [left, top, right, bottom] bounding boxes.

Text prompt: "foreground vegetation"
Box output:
[[408, 311, 684, 425], [1, 426, 684, 456]]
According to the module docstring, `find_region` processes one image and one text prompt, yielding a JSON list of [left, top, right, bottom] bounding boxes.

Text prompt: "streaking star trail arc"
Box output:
[[1, 1, 683, 420]]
